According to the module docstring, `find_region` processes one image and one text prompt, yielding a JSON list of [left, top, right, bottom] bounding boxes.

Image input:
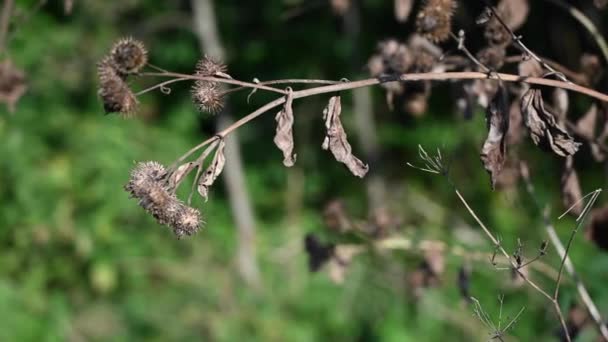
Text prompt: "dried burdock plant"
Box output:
[[0, 58, 26, 113], [99, 0, 608, 243]]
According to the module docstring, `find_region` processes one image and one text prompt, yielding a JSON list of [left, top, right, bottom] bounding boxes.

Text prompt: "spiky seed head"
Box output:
[[192, 81, 224, 114], [484, 17, 511, 47], [172, 206, 203, 238], [97, 57, 138, 116], [110, 37, 148, 75], [415, 0, 457, 43], [195, 55, 228, 77]]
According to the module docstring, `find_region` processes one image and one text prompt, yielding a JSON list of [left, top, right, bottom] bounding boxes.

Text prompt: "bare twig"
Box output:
[[484, 3, 570, 83]]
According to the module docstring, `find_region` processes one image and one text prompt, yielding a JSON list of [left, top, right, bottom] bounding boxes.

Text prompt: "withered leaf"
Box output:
[[480, 87, 509, 189], [518, 58, 542, 78], [561, 156, 583, 217], [168, 162, 195, 192], [322, 95, 369, 178], [197, 140, 226, 201], [394, 0, 414, 22], [521, 88, 581, 157], [273, 88, 297, 167], [0, 59, 27, 113]]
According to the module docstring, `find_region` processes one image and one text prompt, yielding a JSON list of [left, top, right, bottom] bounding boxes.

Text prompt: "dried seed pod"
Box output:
[[273, 88, 297, 167], [197, 140, 227, 201], [192, 81, 224, 114], [97, 57, 138, 116], [415, 0, 457, 43], [110, 37, 148, 75], [520, 89, 580, 157], [322, 95, 369, 177], [125, 161, 203, 238], [195, 55, 230, 78], [167, 162, 195, 192]]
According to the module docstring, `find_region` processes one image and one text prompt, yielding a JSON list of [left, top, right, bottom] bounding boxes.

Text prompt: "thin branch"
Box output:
[[520, 162, 608, 341], [484, 3, 570, 83]]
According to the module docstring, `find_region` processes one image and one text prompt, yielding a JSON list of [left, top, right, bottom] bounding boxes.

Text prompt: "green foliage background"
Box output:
[[2, 0, 608, 341]]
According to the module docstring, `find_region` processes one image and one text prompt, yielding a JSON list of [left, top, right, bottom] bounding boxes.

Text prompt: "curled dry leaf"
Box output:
[[0, 59, 27, 113], [167, 162, 195, 192], [552, 88, 569, 122], [273, 88, 297, 167], [394, 0, 414, 22], [480, 87, 509, 189], [561, 156, 583, 217], [518, 58, 542, 78], [197, 140, 226, 201], [507, 99, 524, 145], [521, 89, 581, 157], [322, 95, 369, 178]]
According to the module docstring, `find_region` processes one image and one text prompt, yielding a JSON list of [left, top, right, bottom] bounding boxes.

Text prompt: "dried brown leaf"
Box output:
[[577, 104, 598, 140], [197, 140, 226, 201], [322, 95, 369, 178], [480, 88, 509, 189], [394, 0, 414, 22], [561, 156, 583, 217], [168, 162, 195, 192], [273, 88, 297, 167], [521, 89, 581, 157]]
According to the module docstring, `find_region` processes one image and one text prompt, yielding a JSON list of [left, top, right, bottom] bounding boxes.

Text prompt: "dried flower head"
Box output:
[[110, 37, 148, 75], [415, 0, 457, 43], [97, 57, 138, 116], [192, 81, 224, 114], [125, 161, 203, 238], [195, 55, 228, 77]]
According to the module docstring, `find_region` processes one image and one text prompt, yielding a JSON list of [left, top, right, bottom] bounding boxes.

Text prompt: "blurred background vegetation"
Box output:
[[2, 0, 608, 341]]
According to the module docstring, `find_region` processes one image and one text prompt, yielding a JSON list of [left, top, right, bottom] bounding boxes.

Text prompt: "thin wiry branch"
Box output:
[[520, 162, 608, 340]]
